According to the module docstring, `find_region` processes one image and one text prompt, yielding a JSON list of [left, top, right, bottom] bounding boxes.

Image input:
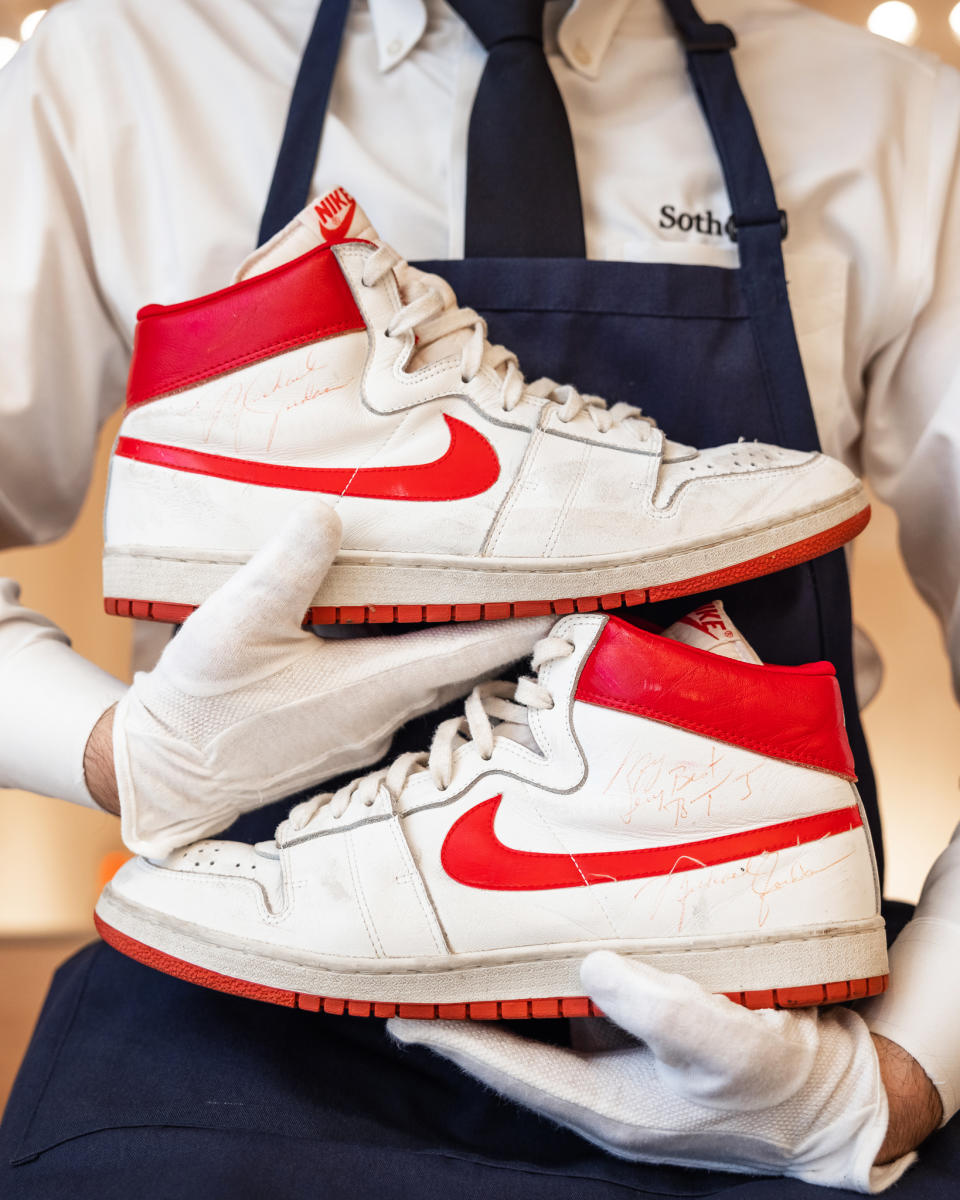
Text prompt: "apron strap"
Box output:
[[258, 0, 351, 246], [662, 0, 818, 452], [664, 0, 784, 240]]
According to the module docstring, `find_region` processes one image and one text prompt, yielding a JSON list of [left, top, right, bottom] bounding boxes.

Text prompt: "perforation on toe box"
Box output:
[[654, 443, 815, 507], [157, 840, 285, 910]]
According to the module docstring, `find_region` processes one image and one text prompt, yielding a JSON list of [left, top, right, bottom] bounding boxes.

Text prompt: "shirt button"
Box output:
[[387, 37, 402, 56], [574, 40, 591, 66]]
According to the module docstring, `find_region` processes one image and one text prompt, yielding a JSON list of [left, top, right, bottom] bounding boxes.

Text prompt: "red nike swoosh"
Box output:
[[114, 415, 500, 501], [315, 199, 356, 244], [441, 795, 863, 891]]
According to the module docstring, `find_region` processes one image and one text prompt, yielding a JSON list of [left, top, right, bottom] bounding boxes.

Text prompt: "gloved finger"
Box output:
[[177, 498, 342, 649], [209, 613, 555, 805], [416, 614, 555, 693], [388, 1016, 671, 1140], [581, 951, 816, 1111], [343, 614, 554, 690], [388, 1015, 533, 1054], [388, 1016, 597, 1104]]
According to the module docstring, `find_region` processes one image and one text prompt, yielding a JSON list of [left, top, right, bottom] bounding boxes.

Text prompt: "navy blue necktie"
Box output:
[[448, 0, 586, 257]]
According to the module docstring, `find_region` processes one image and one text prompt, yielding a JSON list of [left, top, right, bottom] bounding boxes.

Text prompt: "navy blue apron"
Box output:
[[4, 2, 953, 1195]]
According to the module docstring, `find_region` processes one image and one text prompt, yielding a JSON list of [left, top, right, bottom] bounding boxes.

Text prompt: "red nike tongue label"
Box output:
[[309, 186, 379, 245], [663, 600, 761, 664], [313, 187, 359, 244], [235, 187, 377, 282], [676, 600, 736, 643]]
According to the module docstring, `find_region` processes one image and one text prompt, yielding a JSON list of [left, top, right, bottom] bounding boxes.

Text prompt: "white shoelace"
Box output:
[[360, 244, 657, 437], [278, 634, 575, 840]]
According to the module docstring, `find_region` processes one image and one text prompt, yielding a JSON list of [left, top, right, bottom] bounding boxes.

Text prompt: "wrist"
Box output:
[[83, 703, 120, 815], [872, 1032, 943, 1163]]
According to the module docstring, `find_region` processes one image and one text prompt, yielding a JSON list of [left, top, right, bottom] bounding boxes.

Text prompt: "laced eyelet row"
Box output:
[[356, 245, 658, 439], [276, 636, 577, 839]]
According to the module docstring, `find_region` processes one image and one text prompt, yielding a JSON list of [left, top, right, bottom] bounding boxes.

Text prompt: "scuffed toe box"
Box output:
[[653, 444, 860, 522], [102, 840, 285, 934]]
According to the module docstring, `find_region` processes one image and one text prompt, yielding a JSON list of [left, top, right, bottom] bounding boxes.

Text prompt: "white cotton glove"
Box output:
[[114, 500, 550, 857], [389, 952, 916, 1193]]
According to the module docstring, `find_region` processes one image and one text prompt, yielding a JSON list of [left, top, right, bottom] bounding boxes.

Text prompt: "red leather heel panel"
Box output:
[[126, 245, 366, 406], [576, 616, 856, 779]]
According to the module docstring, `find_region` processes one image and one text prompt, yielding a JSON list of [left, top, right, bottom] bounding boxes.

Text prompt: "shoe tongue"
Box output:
[[662, 600, 762, 664], [311, 187, 378, 244], [233, 186, 378, 282], [230, 186, 460, 365]]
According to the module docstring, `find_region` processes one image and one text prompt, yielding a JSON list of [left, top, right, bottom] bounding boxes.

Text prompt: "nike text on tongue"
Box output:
[[663, 600, 763, 664], [313, 186, 359, 244]]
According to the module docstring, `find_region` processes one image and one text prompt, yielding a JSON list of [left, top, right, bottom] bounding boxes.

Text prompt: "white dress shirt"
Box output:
[[2, 0, 960, 1123]]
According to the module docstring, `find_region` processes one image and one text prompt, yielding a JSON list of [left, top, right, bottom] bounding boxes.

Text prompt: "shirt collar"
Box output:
[[368, 0, 633, 78], [368, 0, 427, 72], [556, 0, 634, 80]]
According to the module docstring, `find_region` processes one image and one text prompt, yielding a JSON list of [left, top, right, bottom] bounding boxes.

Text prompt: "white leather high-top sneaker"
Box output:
[[103, 187, 869, 626], [96, 601, 888, 1018]]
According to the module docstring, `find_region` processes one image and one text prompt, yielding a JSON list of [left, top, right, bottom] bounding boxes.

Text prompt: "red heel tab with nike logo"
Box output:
[[126, 244, 367, 407], [575, 616, 855, 779]]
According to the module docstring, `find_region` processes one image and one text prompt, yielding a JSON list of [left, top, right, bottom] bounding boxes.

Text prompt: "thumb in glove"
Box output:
[[157, 498, 342, 690]]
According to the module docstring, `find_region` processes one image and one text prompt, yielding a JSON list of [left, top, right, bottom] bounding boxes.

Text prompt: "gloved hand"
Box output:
[[113, 500, 550, 857], [389, 952, 916, 1193]]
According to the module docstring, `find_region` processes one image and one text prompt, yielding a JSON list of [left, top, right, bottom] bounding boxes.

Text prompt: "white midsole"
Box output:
[[103, 488, 867, 609], [96, 889, 888, 1002]]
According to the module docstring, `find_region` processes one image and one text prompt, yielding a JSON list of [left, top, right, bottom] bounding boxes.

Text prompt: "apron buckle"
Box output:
[[727, 209, 789, 243]]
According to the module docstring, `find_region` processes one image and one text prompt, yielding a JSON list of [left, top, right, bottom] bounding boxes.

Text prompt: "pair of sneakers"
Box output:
[[95, 189, 886, 1018]]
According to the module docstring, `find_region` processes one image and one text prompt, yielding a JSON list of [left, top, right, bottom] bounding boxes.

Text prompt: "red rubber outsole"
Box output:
[[93, 913, 888, 1017], [104, 506, 870, 625]]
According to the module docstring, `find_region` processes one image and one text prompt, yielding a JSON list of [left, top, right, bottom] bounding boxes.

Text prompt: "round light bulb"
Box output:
[[950, 2, 960, 41], [20, 10, 47, 41], [0, 37, 19, 70], [867, 1, 919, 44]]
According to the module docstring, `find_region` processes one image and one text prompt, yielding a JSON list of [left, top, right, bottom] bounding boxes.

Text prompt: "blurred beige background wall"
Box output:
[[1, 0, 959, 937], [0, 411, 132, 933]]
